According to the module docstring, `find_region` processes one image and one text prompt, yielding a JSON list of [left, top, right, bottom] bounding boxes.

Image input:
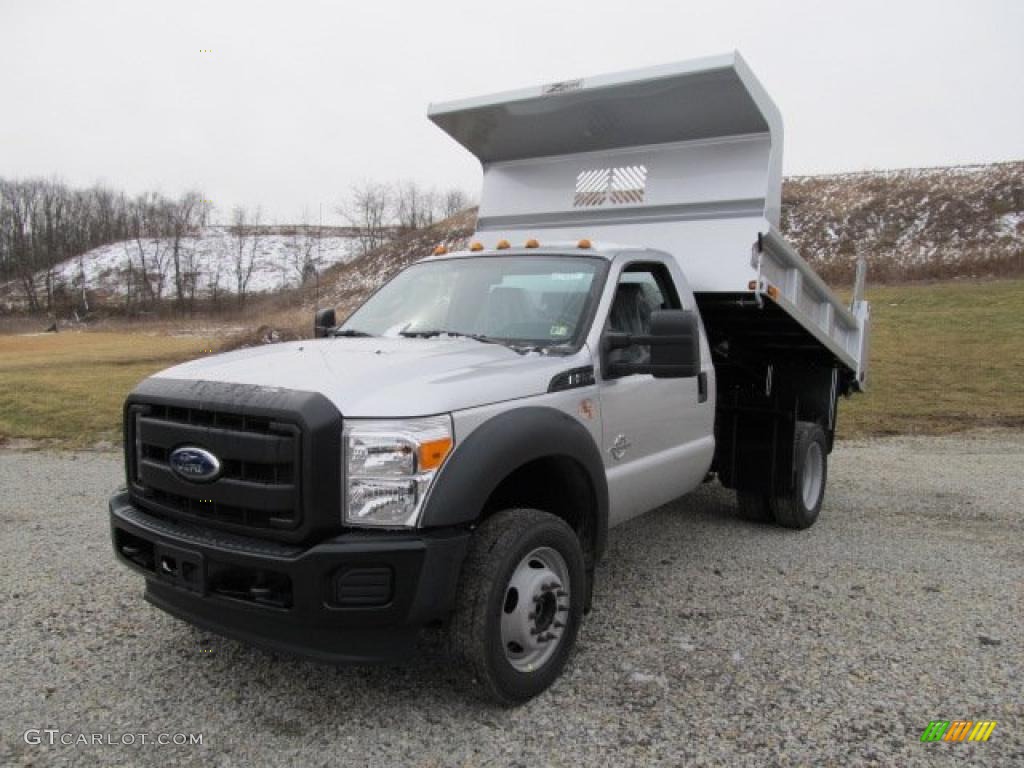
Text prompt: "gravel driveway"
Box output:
[[1, 432, 1021, 767]]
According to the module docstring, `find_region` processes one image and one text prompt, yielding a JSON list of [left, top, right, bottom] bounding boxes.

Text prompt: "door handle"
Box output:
[[698, 371, 708, 403]]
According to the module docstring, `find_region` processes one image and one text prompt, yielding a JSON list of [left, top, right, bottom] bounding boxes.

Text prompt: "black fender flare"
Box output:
[[420, 406, 609, 563]]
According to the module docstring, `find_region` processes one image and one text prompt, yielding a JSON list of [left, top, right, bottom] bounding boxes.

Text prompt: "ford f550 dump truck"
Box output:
[[110, 53, 870, 704]]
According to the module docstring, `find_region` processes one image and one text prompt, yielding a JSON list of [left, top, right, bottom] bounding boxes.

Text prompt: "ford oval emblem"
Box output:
[[169, 446, 221, 483]]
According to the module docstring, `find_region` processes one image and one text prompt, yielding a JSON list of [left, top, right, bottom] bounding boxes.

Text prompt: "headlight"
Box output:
[[342, 415, 454, 528]]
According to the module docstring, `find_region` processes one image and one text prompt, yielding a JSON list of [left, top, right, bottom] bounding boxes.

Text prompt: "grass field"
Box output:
[[837, 278, 1024, 436], [0, 278, 1021, 446], [0, 332, 214, 447]]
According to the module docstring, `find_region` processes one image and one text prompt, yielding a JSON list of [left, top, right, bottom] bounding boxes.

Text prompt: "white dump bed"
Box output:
[[429, 53, 870, 389]]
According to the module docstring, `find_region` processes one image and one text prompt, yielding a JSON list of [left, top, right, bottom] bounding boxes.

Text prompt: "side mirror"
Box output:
[[648, 309, 701, 378], [603, 309, 701, 379], [314, 308, 336, 338]]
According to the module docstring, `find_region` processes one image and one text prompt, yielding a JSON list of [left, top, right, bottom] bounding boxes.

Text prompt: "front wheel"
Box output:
[[447, 508, 585, 705]]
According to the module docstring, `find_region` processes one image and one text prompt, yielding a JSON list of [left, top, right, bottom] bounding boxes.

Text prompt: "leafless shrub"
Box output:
[[338, 181, 394, 257], [228, 206, 262, 307]]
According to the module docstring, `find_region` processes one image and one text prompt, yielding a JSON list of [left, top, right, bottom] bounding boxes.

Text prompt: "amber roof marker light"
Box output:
[[524, 238, 540, 248], [577, 239, 592, 249], [469, 241, 484, 251], [496, 239, 511, 250], [432, 245, 448, 256]]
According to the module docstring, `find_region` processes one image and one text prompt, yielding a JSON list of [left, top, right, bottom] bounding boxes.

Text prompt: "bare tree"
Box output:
[[229, 206, 261, 306], [206, 233, 226, 310], [168, 191, 211, 313], [395, 180, 433, 232], [338, 181, 393, 256], [120, 256, 137, 315], [180, 241, 201, 311], [36, 179, 69, 312], [74, 248, 90, 315], [441, 187, 470, 218], [2, 179, 44, 311], [284, 212, 320, 288], [125, 192, 161, 303], [126, 192, 173, 305]]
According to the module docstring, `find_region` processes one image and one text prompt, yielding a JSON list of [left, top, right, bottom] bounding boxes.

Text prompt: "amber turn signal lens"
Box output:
[[469, 241, 484, 251], [524, 238, 539, 248], [496, 239, 511, 250], [577, 239, 592, 249], [418, 437, 453, 471]]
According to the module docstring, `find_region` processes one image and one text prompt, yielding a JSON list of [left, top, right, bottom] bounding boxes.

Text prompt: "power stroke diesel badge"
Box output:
[[168, 446, 222, 483]]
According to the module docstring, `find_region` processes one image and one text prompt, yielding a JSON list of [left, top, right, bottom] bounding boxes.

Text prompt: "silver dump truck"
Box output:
[[110, 52, 870, 704]]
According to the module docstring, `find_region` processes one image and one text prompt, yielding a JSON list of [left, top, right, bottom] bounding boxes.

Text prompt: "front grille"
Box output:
[[128, 402, 303, 534], [141, 443, 295, 485], [124, 378, 343, 544]]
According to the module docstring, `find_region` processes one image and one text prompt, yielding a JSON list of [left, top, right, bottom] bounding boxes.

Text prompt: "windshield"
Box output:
[[339, 255, 606, 350]]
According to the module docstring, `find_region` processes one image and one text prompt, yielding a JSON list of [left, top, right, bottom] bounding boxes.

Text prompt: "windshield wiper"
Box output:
[[331, 328, 373, 337], [399, 329, 501, 345]]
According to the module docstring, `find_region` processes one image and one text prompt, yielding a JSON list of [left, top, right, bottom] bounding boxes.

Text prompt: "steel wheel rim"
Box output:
[[802, 441, 824, 509], [500, 546, 570, 673]]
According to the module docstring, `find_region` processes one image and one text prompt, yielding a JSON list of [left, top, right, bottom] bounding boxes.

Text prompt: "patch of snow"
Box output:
[[49, 226, 359, 298]]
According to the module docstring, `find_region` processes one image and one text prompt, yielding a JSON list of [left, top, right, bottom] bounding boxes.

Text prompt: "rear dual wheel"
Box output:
[[735, 421, 828, 529]]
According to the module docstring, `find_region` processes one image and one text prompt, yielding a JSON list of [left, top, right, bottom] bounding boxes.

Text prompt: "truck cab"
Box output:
[[109, 53, 870, 704]]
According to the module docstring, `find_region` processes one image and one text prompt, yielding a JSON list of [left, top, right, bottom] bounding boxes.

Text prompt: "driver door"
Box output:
[[596, 259, 714, 526]]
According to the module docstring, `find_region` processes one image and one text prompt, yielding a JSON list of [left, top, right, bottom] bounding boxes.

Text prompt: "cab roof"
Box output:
[[420, 240, 645, 263]]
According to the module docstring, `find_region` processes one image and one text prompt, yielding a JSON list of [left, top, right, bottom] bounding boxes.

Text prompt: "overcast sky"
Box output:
[[2, 0, 1021, 224]]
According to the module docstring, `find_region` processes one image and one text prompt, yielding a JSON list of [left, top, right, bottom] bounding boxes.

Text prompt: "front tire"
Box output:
[[447, 508, 585, 705]]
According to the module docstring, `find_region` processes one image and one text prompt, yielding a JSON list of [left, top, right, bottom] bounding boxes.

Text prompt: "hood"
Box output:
[[153, 337, 591, 417]]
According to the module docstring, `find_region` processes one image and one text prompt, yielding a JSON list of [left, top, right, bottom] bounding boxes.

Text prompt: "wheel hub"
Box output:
[[500, 547, 570, 672], [802, 441, 824, 509], [534, 590, 557, 633]]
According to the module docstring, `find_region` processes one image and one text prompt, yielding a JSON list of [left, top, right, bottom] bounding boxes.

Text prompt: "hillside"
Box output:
[[2, 161, 1020, 319], [782, 162, 1024, 283], [0, 226, 360, 313]]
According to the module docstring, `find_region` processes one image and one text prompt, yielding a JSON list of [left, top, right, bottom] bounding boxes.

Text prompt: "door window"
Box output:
[[606, 263, 681, 365]]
